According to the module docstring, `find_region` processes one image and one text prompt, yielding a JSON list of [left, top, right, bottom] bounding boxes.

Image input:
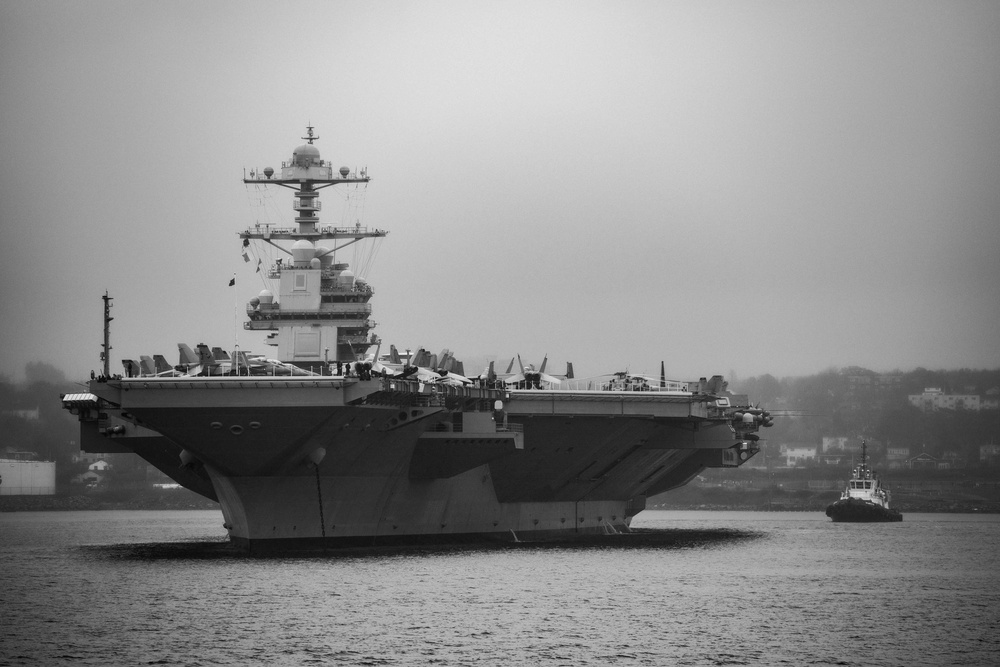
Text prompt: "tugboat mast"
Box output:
[[241, 127, 387, 371]]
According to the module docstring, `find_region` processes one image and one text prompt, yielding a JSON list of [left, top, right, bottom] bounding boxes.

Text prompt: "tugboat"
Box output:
[[825, 440, 902, 522]]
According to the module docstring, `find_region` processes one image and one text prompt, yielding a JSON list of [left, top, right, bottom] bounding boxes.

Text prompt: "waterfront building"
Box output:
[[0, 453, 56, 496], [783, 445, 818, 467], [887, 446, 911, 470], [908, 387, 982, 413]]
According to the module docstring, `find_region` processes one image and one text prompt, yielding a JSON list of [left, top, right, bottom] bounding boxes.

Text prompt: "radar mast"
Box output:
[[241, 128, 386, 371]]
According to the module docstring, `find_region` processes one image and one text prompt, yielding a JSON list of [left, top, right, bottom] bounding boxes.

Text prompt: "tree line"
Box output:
[[731, 367, 1000, 463]]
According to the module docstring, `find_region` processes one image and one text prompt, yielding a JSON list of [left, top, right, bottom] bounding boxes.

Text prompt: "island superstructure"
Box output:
[[63, 128, 768, 552], [241, 126, 384, 371]]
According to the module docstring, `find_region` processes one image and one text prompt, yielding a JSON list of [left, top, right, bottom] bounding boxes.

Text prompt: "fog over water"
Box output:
[[2, 1, 998, 383]]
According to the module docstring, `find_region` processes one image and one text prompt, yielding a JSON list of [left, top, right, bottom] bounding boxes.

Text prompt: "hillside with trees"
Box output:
[[0, 363, 83, 490], [731, 367, 1000, 468]]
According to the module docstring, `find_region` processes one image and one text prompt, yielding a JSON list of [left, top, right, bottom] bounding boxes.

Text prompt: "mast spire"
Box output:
[[101, 291, 113, 377]]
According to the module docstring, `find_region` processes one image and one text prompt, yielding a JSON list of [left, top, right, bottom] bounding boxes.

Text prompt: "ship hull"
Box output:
[[73, 377, 755, 552], [215, 468, 641, 553], [204, 411, 729, 552], [825, 498, 902, 522]]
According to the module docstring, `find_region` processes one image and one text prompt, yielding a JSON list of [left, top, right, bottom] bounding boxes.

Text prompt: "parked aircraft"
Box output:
[[501, 355, 572, 389]]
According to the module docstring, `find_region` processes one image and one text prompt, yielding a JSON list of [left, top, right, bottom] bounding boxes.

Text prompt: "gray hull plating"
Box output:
[[74, 376, 754, 551]]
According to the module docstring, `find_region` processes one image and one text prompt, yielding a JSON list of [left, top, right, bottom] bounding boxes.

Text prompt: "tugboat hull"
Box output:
[[825, 498, 902, 522]]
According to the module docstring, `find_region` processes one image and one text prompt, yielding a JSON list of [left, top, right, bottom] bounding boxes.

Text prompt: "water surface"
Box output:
[[2, 510, 997, 665]]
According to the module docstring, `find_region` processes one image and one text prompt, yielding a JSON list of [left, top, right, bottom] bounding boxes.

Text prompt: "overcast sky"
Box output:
[[2, 1, 998, 384]]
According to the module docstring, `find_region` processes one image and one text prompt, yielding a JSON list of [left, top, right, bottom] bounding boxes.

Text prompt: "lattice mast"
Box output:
[[241, 127, 387, 371]]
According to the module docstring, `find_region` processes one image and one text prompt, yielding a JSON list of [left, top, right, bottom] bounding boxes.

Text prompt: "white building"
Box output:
[[983, 388, 999, 411], [822, 436, 849, 452], [887, 446, 911, 470], [784, 446, 817, 467], [908, 387, 982, 412], [1, 455, 56, 496]]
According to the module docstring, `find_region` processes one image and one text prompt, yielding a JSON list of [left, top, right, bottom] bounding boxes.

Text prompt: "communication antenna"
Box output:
[[101, 291, 113, 377]]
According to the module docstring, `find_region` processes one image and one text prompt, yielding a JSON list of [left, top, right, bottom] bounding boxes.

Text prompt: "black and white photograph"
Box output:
[[2, 1, 998, 665]]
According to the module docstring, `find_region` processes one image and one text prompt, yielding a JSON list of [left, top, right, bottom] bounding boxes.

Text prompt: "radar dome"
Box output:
[[315, 246, 334, 269], [263, 166, 274, 178], [257, 290, 273, 305], [339, 166, 350, 178], [292, 143, 320, 167], [291, 239, 315, 265]]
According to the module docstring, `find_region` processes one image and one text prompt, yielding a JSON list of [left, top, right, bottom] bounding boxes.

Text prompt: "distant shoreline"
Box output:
[[3, 492, 997, 514], [648, 484, 1000, 514], [0, 492, 219, 512]]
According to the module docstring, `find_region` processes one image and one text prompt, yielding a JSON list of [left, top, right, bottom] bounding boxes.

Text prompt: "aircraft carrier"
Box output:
[[62, 128, 768, 552]]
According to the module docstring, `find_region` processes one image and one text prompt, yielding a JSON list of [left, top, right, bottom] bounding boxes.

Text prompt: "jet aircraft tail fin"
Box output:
[[195, 343, 216, 367], [153, 355, 173, 373], [178, 343, 199, 366]]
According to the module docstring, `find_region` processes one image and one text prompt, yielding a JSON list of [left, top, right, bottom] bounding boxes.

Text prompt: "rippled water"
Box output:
[[2, 510, 998, 666]]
